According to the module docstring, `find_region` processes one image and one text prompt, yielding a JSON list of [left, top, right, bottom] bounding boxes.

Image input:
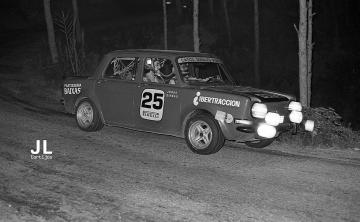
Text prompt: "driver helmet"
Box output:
[[179, 63, 189, 76], [153, 59, 162, 71]]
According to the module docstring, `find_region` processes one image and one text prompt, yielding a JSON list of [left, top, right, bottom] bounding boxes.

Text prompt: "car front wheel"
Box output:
[[185, 114, 225, 155], [76, 100, 104, 131]]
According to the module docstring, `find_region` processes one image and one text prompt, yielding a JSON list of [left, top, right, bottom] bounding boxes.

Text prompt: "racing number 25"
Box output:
[[140, 89, 165, 121], [141, 91, 164, 110]]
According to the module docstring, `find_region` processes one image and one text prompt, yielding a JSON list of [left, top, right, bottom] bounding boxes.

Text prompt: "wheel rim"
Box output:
[[76, 102, 94, 128], [188, 120, 213, 150]]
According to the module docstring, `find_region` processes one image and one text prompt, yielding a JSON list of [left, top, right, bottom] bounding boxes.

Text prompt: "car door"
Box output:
[[95, 56, 139, 126], [134, 57, 182, 135]]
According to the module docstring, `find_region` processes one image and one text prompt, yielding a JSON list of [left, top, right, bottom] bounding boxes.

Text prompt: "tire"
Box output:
[[245, 139, 274, 148], [185, 113, 225, 155], [76, 100, 104, 132]]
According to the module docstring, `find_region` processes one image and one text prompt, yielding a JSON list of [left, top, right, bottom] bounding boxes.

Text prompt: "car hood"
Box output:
[[199, 85, 295, 102]]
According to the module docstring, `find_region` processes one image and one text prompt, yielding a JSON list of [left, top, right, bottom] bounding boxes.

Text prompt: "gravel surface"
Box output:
[[0, 97, 359, 222]]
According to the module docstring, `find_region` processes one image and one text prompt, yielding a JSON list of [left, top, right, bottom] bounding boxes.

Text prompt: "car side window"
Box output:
[[104, 57, 138, 81], [143, 57, 177, 85]]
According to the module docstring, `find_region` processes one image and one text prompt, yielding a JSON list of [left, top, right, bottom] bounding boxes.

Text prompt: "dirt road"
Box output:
[[0, 97, 359, 222]]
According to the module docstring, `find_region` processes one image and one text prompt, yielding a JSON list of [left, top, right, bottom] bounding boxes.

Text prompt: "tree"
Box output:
[[176, 0, 182, 16], [209, 0, 214, 17], [43, 0, 58, 64], [163, 0, 168, 49], [296, 0, 314, 107], [298, 0, 308, 106], [223, 0, 232, 47], [71, 0, 83, 74], [253, 0, 260, 87], [193, 0, 200, 52], [330, 0, 340, 51], [72, 0, 80, 39], [307, 0, 313, 105]]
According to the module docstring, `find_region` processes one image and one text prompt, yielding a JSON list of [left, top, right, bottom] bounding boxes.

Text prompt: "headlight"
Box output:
[[265, 112, 283, 126], [289, 111, 303, 123], [289, 101, 302, 112], [304, 120, 314, 132], [251, 103, 267, 118], [257, 123, 277, 138]]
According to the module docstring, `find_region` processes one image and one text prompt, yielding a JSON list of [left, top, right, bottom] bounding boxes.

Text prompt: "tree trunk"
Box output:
[[163, 0, 168, 50], [176, 0, 182, 16], [43, 0, 58, 64], [253, 0, 260, 87], [306, 0, 313, 106], [193, 0, 200, 52], [72, 0, 80, 41], [330, 0, 340, 51], [344, 0, 350, 28], [233, 0, 238, 10], [298, 0, 308, 106], [209, 0, 214, 17], [223, 0, 232, 48], [72, 0, 81, 75]]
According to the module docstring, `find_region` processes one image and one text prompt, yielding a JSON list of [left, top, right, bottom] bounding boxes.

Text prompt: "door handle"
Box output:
[[138, 83, 149, 88]]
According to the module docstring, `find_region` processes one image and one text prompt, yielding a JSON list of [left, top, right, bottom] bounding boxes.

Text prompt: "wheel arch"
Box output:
[[181, 108, 231, 139], [75, 97, 105, 123], [181, 109, 213, 137]]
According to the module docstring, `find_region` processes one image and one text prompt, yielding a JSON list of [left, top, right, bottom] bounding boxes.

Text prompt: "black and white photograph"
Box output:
[[0, 0, 359, 221]]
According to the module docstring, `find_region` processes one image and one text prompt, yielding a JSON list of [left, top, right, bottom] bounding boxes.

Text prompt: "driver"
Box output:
[[144, 59, 162, 83], [179, 63, 189, 80]]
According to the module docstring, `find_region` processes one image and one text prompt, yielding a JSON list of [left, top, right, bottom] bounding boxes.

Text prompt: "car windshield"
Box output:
[[177, 57, 235, 85]]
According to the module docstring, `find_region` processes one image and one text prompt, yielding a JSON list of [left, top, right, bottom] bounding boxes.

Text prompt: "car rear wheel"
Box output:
[[245, 139, 274, 148], [76, 100, 104, 131], [185, 114, 225, 155]]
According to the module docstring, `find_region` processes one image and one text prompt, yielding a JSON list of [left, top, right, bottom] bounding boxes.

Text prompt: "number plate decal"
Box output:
[[140, 89, 165, 121]]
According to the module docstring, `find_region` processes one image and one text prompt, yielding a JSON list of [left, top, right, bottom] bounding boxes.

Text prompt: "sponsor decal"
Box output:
[[215, 111, 234, 124], [193, 92, 201, 106], [165, 90, 178, 99], [64, 83, 81, 95], [178, 57, 222, 64], [140, 89, 164, 121], [253, 92, 284, 99], [215, 110, 226, 122], [225, 113, 234, 123], [193, 92, 240, 107], [142, 110, 160, 119]]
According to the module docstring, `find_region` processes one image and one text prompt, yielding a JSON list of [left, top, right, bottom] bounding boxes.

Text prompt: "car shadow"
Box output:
[[226, 141, 360, 167]]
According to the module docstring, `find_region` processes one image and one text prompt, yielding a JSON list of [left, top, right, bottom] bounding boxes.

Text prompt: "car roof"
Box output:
[[106, 49, 217, 59]]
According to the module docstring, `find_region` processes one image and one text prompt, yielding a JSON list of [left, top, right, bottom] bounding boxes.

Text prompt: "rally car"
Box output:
[[63, 49, 314, 155]]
